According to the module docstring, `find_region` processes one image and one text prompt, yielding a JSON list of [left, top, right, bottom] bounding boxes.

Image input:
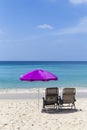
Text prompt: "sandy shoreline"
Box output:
[[0, 88, 87, 130], [0, 87, 87, 99]]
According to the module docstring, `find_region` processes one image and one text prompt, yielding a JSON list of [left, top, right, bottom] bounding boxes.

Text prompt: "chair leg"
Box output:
[[71, 103, 76, 109], [55, 104, 58, 109], [74, 103, 76, 109]]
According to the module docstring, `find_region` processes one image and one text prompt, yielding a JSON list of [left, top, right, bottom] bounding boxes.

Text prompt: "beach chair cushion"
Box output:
[[60, 88, 76, 108], [43, 87, 59, 108]]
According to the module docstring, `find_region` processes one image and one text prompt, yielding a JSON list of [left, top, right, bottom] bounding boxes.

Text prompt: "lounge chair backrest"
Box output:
[[46, 87, 58, 96], [63, 88, 76, 94], [45, 87, 58, 103], [62, 88, 76, 104]]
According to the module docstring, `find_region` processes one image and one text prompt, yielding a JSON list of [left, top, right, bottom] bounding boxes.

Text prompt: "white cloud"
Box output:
[[56, 17, 87, 35], [37, 24, 53, 29], [70, 0, 87, 4]]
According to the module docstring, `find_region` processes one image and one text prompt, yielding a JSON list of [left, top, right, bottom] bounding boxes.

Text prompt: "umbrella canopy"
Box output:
[[20, 69, 58, 81]]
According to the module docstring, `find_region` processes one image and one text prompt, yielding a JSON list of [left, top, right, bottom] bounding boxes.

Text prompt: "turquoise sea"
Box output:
[[0, 61, 87, 89]]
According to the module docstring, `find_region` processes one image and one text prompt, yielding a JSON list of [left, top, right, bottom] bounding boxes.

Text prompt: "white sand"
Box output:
[[0, 88, 87, 130]]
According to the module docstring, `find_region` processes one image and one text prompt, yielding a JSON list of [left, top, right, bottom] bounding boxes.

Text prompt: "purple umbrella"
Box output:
[[20, 69, 58, 81], [20, 69, 58, 110]]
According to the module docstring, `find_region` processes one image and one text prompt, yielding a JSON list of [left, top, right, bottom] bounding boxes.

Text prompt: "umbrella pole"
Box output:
[[38, 87, 39, 111]]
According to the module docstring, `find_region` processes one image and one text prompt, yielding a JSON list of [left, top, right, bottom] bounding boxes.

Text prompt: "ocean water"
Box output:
[[0, 61, 87, 89]]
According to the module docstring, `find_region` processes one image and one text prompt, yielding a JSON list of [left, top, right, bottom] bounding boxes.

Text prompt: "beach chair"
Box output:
[[59, 88, 76, 109], [42, 87, 59, 108]]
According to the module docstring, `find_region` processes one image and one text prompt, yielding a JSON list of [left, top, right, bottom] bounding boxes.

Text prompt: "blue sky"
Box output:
[[0, 0, 87, 61]]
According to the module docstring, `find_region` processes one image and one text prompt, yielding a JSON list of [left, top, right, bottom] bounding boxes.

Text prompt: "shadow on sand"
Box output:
[[41, 107, 82, 114]]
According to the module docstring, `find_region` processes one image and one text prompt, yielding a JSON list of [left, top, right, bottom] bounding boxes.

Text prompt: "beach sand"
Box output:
[[0, 88, 87, 130]]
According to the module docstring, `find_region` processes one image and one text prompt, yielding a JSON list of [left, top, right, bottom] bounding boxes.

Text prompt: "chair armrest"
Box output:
[[74, 97, 76, 102], [58, 96, 63, 105], [42, 97, 46, 108], [42, 97, 45, 101]]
